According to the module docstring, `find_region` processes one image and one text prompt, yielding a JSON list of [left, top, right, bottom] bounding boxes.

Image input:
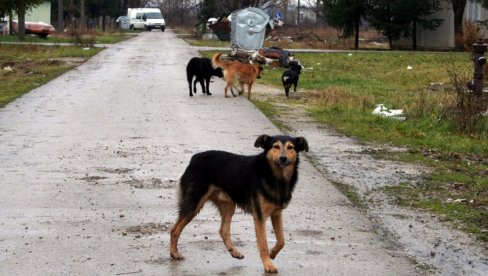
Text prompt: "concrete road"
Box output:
[[0, 31, 422, 275]]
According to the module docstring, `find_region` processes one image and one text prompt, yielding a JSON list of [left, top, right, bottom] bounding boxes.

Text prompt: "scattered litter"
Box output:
[[407, 65, 413, 70], [83, 47, 90, 51], [372, 104, 406, 120], [348, 53, 353, 56], [3, 66, 13, 71], [446, 198, 473, 204], [428, 82, 445, 91]]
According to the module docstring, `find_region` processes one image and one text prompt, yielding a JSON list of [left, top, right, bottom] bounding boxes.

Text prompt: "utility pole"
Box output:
[[297, 0, 300, 26], [80, 0, 85, 31], [58, 0, 64, 32]]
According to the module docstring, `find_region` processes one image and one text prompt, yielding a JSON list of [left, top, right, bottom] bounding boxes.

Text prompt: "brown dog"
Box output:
[[211, 53, 263, 99], [170, 134, 309, 273]]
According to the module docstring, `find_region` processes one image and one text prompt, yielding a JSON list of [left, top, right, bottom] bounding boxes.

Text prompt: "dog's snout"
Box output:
[[279, 156, 287, 163]]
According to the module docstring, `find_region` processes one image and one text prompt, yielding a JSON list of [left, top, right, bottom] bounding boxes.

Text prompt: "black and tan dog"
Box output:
[[186, 57, 223, 97], [170, 134, 309, 273], [211, 53, 263, 99]]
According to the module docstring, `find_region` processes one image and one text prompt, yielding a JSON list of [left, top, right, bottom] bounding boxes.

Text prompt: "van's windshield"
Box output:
[[145, 12, 163, 19]]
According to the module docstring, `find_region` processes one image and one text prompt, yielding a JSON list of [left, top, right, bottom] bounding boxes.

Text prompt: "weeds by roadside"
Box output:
[[0, 45, 102, 107], [223, 50, 488, 243]]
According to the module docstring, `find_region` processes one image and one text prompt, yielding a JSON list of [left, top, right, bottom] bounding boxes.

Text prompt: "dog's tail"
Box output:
[[211, 53, 227, 69]]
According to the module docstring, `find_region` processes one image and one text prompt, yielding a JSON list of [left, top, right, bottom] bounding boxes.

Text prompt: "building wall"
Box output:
[[465, 0, 488, 38], [25, 1, 52, 23], [394, 2, 454, 49], [417, 5, 455, 49]]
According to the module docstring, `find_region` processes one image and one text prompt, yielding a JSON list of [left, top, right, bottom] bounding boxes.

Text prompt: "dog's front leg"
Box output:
[[269, 211, 284, 259], [253, 214, 278, 273], [247, 83, 253, 99]]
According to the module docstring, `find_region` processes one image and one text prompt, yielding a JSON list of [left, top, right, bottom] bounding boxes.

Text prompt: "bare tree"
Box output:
[[57, 0, 64, 32]]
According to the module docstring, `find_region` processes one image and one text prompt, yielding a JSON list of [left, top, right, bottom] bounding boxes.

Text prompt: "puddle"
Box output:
[[126, 178, 177, 189], [122, 222, 171, 236]]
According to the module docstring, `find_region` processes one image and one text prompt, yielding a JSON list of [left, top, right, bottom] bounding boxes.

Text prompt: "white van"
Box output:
[[127, 8, 165, 31]]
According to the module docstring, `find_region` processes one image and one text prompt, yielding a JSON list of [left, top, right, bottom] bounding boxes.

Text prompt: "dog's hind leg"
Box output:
[[198, 78, 205, 95], [170, 215, 194, 260], [246, 83, 253, 99], [215, 200, 244, 259], [170, 184, 213, 260], [205, 77, 212, 95], [192, 79, 198, 95], [269, 211, 285, 259], [188, 76, 194, 97], [284, 83, 291, 97], [238, 82, 245, 96]]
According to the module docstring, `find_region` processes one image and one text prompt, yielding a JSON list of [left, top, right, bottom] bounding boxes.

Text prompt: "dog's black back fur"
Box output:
[[177, 135, 308, 220], [281, 61, 302, 97], [186, 57, 223, 97]]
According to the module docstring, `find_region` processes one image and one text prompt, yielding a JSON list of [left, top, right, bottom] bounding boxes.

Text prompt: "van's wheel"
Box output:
[[161, 26, 165, 32], [129, 25, 134, 31]]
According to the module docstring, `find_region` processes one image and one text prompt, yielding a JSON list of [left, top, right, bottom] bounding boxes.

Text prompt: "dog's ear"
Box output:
[[254, 134, 271, 149], [294, 137, 309, 152]]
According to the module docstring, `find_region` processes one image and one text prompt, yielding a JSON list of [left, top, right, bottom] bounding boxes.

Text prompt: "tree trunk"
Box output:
[[452, 0, 467, 49], [58, 0, 64, 32], [354, 16, 360, 49], [8, 11, 13, 35], [297, 0, 300, 26], [18, 11, 26, 41], [412, 18, 417, 50], [80, 0, 86, 32]]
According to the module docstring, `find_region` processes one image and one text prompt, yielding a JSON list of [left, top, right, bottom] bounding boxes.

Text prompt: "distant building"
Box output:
[[394, 1, 488, 49], [24, 1, 52, 24]]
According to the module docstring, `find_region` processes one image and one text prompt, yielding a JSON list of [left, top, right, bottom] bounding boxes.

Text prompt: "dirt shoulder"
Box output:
[[252, 84, 488, 275]]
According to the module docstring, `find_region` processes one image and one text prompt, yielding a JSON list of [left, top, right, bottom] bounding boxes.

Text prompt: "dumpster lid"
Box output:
[[231, 7, 273, 51]]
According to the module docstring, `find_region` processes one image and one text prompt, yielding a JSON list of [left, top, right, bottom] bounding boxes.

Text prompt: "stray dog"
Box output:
[[186, 57, 223, 97], [170, 134, 309, 273], [282, 60, 302, 98], [211, 53, 263, 99]]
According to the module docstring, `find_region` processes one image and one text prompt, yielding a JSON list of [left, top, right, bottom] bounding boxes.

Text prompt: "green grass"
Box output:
[[228, 50, 487, 242], [0, 44, 102, 107], [256, 52, 487, 152], [0, 32, 132, 45]]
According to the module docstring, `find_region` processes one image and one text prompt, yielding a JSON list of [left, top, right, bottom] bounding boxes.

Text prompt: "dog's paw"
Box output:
[[170, 251, 184, 260], [207, 92, 212, 95], [230, 251, 244, 259], [264, 263, 278, 273]]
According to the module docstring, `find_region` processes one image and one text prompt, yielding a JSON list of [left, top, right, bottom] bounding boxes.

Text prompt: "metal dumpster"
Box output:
[[230, 7, 273, 52]]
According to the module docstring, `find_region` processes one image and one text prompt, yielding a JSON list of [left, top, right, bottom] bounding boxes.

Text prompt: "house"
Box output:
[[24, 1, 52, 24], [5, 1, 52, 24], [395, 1, 488, 49]]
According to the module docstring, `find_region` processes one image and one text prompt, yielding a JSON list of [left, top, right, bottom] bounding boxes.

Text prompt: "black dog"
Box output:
[[186, 57, 223, 96], [281, 60, 302, 97], [170, 134, 309, 273]]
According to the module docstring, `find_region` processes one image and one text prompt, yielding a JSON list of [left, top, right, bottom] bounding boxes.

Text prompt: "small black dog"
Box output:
[[281, 60, 302, 97], [186, 57, 223, 97], [170, 134, 309, 273]]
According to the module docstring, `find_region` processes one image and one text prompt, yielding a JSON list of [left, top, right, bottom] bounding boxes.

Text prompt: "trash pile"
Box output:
[[372, 104, 406, 120]]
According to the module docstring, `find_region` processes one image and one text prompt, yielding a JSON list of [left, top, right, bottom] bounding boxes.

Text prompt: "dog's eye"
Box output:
[[273, 145, 280, 150], [287, 145, 295, 150]]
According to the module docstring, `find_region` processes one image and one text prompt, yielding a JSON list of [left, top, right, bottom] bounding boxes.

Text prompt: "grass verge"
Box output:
[[201, 50, 488, 242], [0, 44, 102, 107]]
